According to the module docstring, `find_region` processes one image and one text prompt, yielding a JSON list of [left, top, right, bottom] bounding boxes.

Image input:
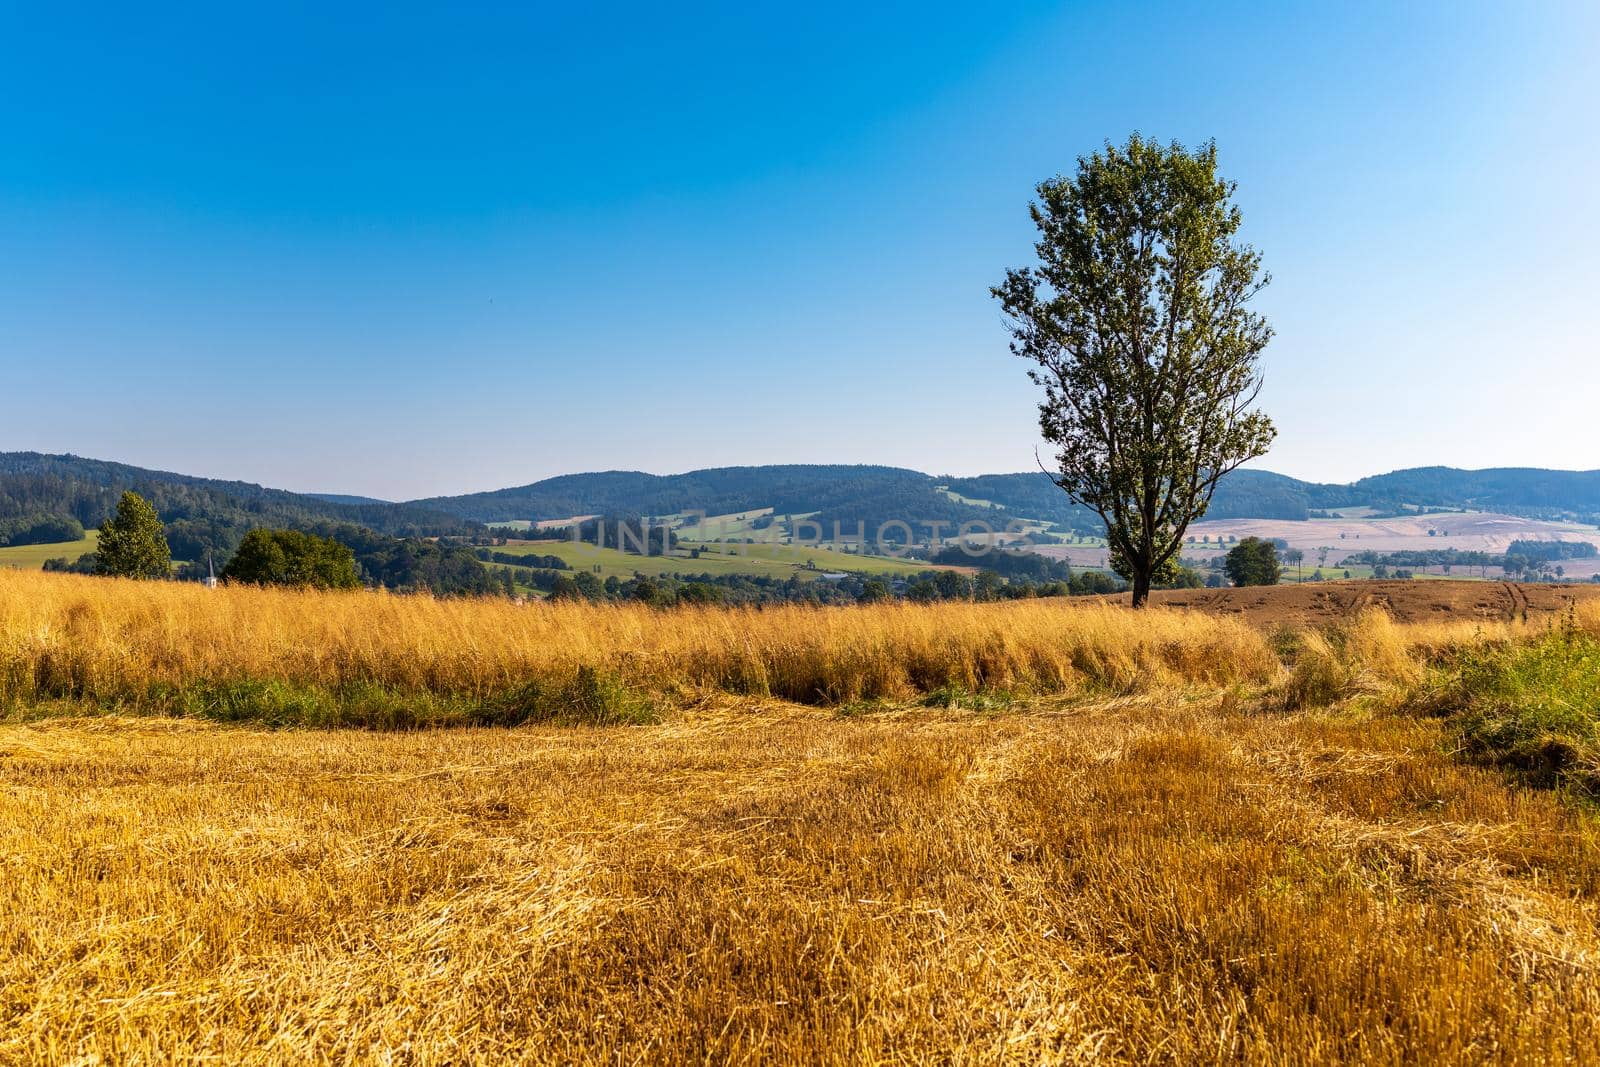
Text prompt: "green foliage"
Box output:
[[1505, 540, 1598, 563], [858, 578, 891, 603], [329, 527, 498, 595], [1167, 565, 1206, 589], [221, 528, 361, 590], [95, 491, 171, 579], [1342, 548, 1498, 571], [920, 684, 1011, 711], [542, 516, 677, 555], [929, 544, 1074, 581], [1108, 543, 1184, 587], [0, 513, 83, 547], [476, 548, 569, 570], [993, 135, 1275, 605], [1224, 537, 1280, 587], [676, 581, 724, 604]]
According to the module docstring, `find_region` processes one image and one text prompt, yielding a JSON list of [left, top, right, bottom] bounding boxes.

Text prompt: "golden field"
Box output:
[[4, 570, 1600, 1064]]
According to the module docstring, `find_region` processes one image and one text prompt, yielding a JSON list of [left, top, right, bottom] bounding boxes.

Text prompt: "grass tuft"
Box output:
[[1444, 622, 1600, 793]]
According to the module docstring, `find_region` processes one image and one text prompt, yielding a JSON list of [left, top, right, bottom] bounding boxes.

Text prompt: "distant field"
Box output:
[[672, 507, 775, 537], [491, 538, 947, 580], [678, 541, 958, 576], [935, 486, 1001, 508], [1032, 511, 1600, 580], [0, 531, 97, 570], [1279, 563, 1475, 584], [1185, 511, 1600, 562]]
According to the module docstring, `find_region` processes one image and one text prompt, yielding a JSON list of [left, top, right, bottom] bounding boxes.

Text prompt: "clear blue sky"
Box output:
[[2, 1, 1596, 499]]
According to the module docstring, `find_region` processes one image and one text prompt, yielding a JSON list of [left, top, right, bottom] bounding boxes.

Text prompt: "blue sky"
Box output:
[[1, 1, 1596, 499]]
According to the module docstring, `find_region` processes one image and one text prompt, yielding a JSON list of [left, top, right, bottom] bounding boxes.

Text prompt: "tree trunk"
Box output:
[[1131, 570, 1151, 608]]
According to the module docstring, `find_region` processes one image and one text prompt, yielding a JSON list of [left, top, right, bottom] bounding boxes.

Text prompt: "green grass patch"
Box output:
[[0, 531, 98, 570], [5, 667, 658, 730], [1430, 623, 1600, 794], [494, 538, 945, 580], [920, 683, 1014, 711], [681, 541, 945, 576]]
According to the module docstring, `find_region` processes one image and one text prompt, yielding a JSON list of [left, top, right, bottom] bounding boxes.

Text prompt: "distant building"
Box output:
[[203, 552, 218, 589]]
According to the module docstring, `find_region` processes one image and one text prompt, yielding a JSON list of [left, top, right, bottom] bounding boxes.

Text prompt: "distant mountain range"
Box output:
[[2, 452, 1597, 564]]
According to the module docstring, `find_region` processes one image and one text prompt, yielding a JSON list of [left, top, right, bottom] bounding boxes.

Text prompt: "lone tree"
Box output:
[[1224, 536, 1281, 587], [96, 490, 172, 579], [994, 135, 1275, 606]]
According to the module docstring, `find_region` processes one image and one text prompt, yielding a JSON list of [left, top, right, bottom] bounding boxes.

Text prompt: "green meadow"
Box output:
[[0, 531, 98, 570], [492, 538, 950, 581]]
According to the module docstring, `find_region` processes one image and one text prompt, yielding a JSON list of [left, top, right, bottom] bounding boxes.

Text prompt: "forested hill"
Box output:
[[413, 465, 1341, 528], [7, 453, 1599, 560], [0, 452, 477, 555], [940, 468, 1600, 525], [414, 464, 1600, 527], [412, 465, 1013, 532], [939, 470, 1317, 525], [304, 492, 393, 507], [1348, 467, 1600, 516]]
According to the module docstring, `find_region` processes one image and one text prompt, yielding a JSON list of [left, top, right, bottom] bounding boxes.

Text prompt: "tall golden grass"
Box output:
[[0, 570, 1287, 717]]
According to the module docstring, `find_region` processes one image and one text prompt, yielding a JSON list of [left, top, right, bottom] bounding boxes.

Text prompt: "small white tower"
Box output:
[[203, 551, 218, 589]]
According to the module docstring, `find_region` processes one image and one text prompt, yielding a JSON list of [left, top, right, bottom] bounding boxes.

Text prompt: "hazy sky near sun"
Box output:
[[2, 2, 1597, 500]]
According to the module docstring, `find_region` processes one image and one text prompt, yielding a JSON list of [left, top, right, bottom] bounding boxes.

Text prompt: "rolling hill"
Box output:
[[0, 452, 478, 563], [4, 452, 1598, 569], [1348, 467, 1600, 515], [410, 464, 1600, 528]]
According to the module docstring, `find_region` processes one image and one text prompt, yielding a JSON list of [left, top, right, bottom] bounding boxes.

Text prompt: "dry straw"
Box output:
[[0, 570, 1282, 712]]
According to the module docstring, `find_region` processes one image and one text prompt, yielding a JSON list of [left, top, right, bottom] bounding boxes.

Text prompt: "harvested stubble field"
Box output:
[[3, 570, 1600, 1065]]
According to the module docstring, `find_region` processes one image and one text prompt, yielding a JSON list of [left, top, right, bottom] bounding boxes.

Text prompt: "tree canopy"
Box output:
[[96, 491, 172, 579], [1224, 537, 1281, 587], [994, 135, 1276, 605], [221, 528, 362, 590]]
